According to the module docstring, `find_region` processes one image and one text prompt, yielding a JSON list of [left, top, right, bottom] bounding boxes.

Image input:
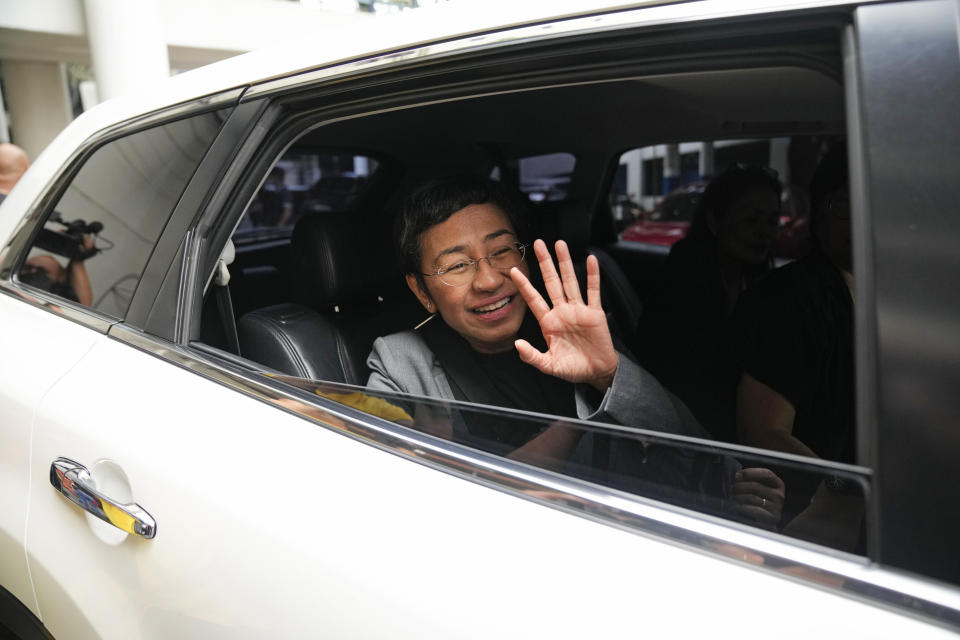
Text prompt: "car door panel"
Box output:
[[21, 329, 957, 638], [0, 294, 104, 619]]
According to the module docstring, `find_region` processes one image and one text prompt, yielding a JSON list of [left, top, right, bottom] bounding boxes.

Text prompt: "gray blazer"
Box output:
[[366, 329, 706, 438]]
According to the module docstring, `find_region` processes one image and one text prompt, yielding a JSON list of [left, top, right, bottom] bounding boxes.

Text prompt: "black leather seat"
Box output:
[[238, 211, 424, 384]]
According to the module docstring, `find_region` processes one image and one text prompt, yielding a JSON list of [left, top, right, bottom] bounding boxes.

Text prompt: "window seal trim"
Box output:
[[108, 321, 960, 631], [0, 280, 115, 334]]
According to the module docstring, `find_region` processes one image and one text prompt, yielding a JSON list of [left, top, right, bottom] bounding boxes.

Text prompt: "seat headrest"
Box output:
[[289, 211, 407, 311]]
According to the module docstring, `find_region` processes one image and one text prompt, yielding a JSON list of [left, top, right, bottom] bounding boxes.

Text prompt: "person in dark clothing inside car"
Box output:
[[736, 146, 853, 463], [636, 164, 782, 442], [735, 145, 859, 543]]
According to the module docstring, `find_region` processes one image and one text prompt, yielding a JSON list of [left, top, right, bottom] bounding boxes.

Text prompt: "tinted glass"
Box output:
[[233, 150, 379, 243], [499, 152, 575, 203], [277, 375, 869, 556], [614, 137, 822, 260], [19, 109, 227, 317]]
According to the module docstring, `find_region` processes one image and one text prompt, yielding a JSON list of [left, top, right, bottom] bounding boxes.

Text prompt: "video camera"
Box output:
[[34, 213, 103, 261]]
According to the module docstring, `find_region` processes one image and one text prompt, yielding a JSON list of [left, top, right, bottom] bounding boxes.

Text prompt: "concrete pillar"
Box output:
[[2, 61, 73, 160], [662, 143, 680, 194], [699, 141, 715, 180], [79, 81, 100, 112], [622, 149, 642, 203], [0, 81, 10, 143], [83, 0, 169, 103]]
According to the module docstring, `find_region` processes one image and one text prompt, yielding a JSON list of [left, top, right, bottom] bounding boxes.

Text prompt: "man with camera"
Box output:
[[20, 233, 94, 307]]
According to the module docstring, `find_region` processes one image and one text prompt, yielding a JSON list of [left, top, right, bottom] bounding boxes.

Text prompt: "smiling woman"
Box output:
[[410, 202, 530, 353], [369, 176, 704, 458]]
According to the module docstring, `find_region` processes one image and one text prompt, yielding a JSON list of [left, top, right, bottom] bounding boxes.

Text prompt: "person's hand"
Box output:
[[732, 467, 785, 528], [74, 233, 96, 261], [510, 239, 618, 391]]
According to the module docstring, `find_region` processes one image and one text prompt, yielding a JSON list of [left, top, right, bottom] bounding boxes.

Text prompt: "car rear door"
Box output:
[[12, 2, 960, 637]]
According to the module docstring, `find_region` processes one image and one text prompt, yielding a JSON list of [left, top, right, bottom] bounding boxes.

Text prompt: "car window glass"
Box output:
[[501, 152, 575, 203], [18, 109, 228, 317], [613, 137, 824, 261], [197, 53, 861, 559], [277, 375, 869, 556], [233, 150, 379, 244]]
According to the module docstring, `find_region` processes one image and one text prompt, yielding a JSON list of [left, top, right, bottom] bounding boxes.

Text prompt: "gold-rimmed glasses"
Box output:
[[424, 242, 527, 287]]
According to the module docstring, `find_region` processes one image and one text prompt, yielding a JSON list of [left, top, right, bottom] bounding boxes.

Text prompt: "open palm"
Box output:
[[511, 239, 619, 391]]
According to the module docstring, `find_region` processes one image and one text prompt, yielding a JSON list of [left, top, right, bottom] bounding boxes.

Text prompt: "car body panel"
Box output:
[[18, 332, 957, 639], [0, 292, 104, 619]]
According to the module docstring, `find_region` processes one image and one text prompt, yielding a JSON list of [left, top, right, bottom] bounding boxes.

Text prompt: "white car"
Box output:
[[2, 1, 959, 638]]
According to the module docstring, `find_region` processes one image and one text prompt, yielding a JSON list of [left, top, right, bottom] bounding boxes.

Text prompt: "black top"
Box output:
[[736, 251, 856, 463], [419, 315, 576, 451]]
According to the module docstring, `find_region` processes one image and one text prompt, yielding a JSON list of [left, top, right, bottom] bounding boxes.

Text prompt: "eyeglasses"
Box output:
[[424, 242, 526, 287]]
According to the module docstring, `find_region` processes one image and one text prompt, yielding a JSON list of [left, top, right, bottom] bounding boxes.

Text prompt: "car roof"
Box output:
[[49, 0, 865, 138], [0, 0, 862, 247]]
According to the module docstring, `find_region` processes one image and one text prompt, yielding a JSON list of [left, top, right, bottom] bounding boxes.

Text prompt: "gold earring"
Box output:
[[414, 313, 437, 331]]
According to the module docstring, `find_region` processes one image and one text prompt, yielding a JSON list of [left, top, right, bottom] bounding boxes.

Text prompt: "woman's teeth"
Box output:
[[474, 297, 511, 313]]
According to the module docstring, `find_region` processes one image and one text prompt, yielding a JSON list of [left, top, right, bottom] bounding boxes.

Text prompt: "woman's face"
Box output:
[[712, 186, 780, 265], [407, 203, 530, 354]]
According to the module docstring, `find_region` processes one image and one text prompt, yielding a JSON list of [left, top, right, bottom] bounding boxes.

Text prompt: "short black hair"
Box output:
[[395, 175, 528, 289]]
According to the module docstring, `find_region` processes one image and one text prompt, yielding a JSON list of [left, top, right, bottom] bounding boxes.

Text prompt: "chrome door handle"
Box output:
[[49, 458, 156, 539]]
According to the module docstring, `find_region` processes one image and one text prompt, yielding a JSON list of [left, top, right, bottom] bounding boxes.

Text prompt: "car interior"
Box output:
[[197, 60, 846, 390], [185, 35, 863, 548]]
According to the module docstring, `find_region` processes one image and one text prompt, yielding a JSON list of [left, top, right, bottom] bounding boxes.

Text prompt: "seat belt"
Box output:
[[214, 239, 241, 356]]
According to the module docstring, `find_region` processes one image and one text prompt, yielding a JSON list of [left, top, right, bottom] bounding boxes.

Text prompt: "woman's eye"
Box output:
[[490, 246, 513, 258], [443, 261, 470, 274]]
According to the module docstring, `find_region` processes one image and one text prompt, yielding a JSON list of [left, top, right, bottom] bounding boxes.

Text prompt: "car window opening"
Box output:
[[194, 59, 863, 554]]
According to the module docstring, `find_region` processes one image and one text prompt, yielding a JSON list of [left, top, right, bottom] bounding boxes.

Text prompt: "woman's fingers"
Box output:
[[732, 468, 783, 528], [734, 468, 786, 509], [586, 254, 602, 309], [532, 238, 593, 308], [515, 338, 550, 373], [739, 467, 786, 491], [554, 240, 583, 304], [736, 504, 779, 527], [510, 267, 551, 321], [533, 239, 565, 308], [731, 487, 776, 505]]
